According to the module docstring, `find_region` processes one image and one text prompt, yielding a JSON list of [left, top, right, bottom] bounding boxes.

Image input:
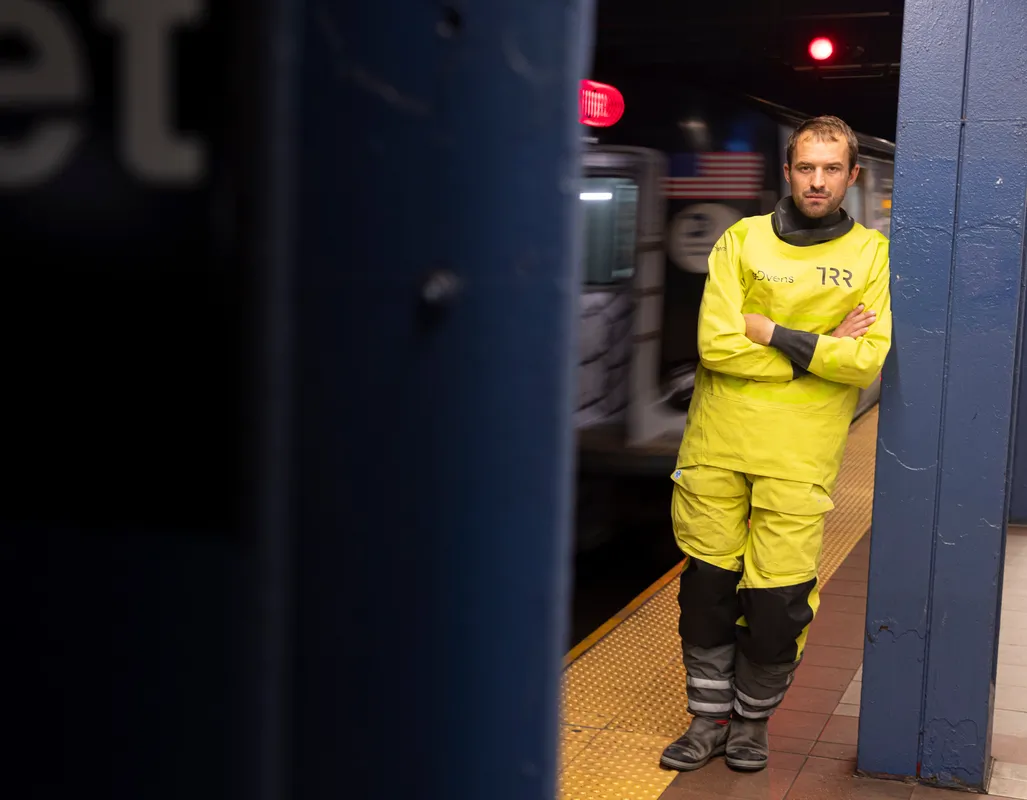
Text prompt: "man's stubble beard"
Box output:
[[794, 190, 845, 219]]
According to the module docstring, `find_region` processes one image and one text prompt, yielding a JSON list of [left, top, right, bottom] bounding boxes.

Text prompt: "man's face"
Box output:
[[784, 133, 859, 218]]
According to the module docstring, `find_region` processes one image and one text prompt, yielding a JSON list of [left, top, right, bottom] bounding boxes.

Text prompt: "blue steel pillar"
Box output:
[[859, 0, 1027, 788], [292, 2, 594, 799]]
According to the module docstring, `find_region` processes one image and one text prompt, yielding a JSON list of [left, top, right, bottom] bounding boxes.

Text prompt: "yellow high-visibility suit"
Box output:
[[671, 207, 891, 722]]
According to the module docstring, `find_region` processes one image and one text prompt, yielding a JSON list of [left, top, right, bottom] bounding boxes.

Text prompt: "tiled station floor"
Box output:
[[656, 536, 916, 800], [990, 526, 1027, 799], [656, 532, 1027, 800], [559, 406, 1027, 799]]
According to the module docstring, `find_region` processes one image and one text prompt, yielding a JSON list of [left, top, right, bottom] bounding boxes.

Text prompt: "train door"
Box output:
[[573, 147, 666, 552], [860, 156, 895, 237], [851, 155, 894, 417], [575, 146, 667, 442], [844, 156, 895, 417], [847, 155, 893, 233], [846, 171, 867, 226]]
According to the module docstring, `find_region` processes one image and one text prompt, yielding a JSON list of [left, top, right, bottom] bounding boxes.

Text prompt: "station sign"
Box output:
[[0, 0, 243, 531]]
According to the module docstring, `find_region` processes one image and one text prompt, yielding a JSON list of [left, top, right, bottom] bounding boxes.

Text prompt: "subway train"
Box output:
[[572, 76, 895, 551]]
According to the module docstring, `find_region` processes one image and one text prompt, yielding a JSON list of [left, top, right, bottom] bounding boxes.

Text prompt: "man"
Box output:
[[659, 115, 892, 773]]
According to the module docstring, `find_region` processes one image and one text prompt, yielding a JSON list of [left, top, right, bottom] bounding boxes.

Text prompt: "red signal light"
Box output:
[[809, 37, 834, 61], [579, 80, 624, 128]]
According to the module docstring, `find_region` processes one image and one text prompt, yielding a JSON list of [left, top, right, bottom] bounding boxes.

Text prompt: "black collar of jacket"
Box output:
[[772, 196, 855, 246]]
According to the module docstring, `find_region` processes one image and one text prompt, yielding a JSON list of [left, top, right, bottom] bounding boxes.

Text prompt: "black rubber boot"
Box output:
[[725, 716, 769, 772], [659, 717, 730, 771]]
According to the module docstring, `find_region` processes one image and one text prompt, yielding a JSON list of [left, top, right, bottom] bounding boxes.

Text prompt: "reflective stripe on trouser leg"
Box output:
[[732, 474, 832, 718], [733, 649, 798, 719], [677, 560, 743, 718], [669, 466, 750, 719], [683, 641, 735, 718]]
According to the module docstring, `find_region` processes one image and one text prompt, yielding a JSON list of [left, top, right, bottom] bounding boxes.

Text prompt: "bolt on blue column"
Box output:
[[859, 0, 1027, 789]]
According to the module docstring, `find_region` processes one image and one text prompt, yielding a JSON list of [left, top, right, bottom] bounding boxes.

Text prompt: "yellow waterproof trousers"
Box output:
[[670, 464, 834, 666]]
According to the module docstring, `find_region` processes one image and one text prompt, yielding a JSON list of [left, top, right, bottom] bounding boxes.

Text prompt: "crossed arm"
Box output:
[[696, 228, 797, 382], [746, 250, 892, 389], [745, 304, 880, 385], [698, 226, 893, 390]]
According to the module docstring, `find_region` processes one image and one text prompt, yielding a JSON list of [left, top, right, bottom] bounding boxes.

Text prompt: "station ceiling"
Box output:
[[591, 0, 905, 140]]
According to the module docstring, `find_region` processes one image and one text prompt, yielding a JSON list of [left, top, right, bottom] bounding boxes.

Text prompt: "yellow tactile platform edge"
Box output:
[[558, 407, 880, 800]]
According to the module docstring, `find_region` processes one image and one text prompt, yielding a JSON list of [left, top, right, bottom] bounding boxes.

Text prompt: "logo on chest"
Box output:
[[750, 269, 795, 284], [817, 266, 853, 288]]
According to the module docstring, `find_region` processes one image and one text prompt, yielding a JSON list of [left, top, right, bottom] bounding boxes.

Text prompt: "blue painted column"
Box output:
[[859, 0, 1027, 788], [291, 2, 594, 799]]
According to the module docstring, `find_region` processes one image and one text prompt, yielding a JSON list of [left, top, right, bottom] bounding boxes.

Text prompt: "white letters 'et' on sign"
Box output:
[[0, 0, 207, 188]]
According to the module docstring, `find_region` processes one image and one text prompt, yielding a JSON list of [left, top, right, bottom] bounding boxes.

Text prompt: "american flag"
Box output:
[[662, 152, 766, 200]]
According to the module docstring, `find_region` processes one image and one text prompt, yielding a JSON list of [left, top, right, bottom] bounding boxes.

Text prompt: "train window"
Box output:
[[580, 177, 638, 284], [856, 159, 894, 238], [846, 181, 865, 226], [872, 172, 894, 238]]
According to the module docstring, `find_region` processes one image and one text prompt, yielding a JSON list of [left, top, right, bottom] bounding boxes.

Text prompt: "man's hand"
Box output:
[[831, 305, 876, 339], [743, 313, 776, 346]]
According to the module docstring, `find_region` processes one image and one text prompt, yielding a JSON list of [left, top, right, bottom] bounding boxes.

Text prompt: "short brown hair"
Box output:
[[787, 116, 859, 171]]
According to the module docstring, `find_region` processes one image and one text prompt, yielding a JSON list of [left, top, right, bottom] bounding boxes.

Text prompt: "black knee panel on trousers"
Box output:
[[677, 558, 742, 649], [736, 578, 817, 664]]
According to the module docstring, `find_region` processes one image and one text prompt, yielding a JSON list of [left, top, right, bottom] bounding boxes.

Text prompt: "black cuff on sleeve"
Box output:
[[770, 325, 818, 375]]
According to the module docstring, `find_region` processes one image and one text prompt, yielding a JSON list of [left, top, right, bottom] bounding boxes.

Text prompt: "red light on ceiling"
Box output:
[[580, 80, 625, 127], [809, 37, 834, 61]]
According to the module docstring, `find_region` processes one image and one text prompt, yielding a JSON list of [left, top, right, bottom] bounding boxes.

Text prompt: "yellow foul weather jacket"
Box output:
[[676, 213, 892, 492]]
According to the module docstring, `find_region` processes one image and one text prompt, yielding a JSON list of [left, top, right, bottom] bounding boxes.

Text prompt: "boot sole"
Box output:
[[660, 744, 726, 772], [725, 755, 767, 772]]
